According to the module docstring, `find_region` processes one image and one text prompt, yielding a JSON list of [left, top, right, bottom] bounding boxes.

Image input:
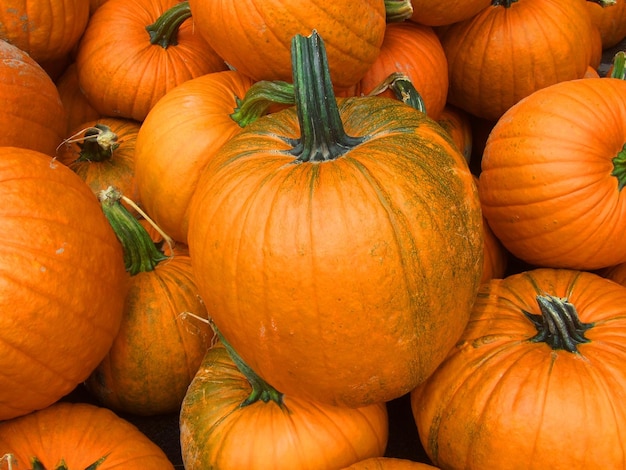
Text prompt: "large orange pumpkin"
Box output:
[[75, 0, 227, 121], [0, 402, 174, 469], [0, 0, 89, 63], [479, 75, 626, 270], [0, 147, 127, 420], [0, 39, 66, 156], [587, 0, 626, 48], [187, 31, 483, 407], [412, 268, 626, 469], [187, 0, 387, 90], [180, 337, 389, 469], [439, 0, 596, 121]]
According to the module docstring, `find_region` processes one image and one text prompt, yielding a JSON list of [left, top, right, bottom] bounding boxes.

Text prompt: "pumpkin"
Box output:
[[179, 332, 389, 470], [0, 39, 66, 156], [587, 0, 626, 48], [599, 261, 626, 286], [187, 0, 387, 90], [75, 0, 227, 121], [408, 0, 490, 26], [412, 268, 626, 469], [56, 118, 141, 209], [336, 21, 448, 121], [0, 0, 89, 64], [436, 105, 473, 165], [439, 0, 597, 121], [134, 70, 293, 244], [84, 187, 214, 416], [342, 457, 439, 469], [55, 63, 101, 135], [0, 147, 127, 420], [187, 31, 483, 407], [479, 75, 626, 270], [0, 402, 174, 469]]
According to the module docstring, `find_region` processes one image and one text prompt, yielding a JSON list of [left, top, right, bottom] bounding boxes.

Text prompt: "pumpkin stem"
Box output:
[[609, 51, 626, 79], [612, 144, 626, 191], [492, 0, 518, 6], [210, 321, 285, 408], [384, 0, 414, 22], [523, 294, 593, 353], [586, 0, 617, 6], [145, 0, 192, 49], [287, 30, 366, 162], [98, 186, 169, 275], [55, 125, 120, 162], [367, 72, 427, 113], [230, 80, 295, 128], [29, 455, 108, 470]]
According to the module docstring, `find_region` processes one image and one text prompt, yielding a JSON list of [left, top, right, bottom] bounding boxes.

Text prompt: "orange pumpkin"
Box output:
[[187, 0, 387, 90], [187, 31, 483, 407], [75, 0, 227, 121], [479, 76, 626, 270], [587, 0, 626, 48], [343, 457, 439, 469], [0, 147, 127, 420], [55, 62, 102, 134], [0, 39, 66, 155], [0, 402, 174, 469], [600, 261, 626, 286], [439, 0, 596, 121], [337, 21, 448, 120], [0, 0, 89, 63], [408, 0, 490, 26], [436, 105, 473, 165], [412, 268, 626, 469], [84, 188, 214, 416], [180, 337, 389, 469]]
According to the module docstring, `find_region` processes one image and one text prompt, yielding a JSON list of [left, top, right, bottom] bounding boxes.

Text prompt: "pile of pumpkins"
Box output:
[[1, 0, 626, 468]]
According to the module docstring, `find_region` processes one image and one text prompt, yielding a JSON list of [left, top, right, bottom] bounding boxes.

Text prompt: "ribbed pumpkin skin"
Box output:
[[188, 97, 483, 407], [439, 0, 595, 121], [587, 0, 626, 49], [342, 457, 440, 469], [0, 402, 174, 469], [75, 0, 228, 121], [187, 0, 386, 90], [134, 70, 256, 244], [409, 0, 490, 26], [411, 269, 626, 469], [0, 39, 66, 156], [180, 343, 389, 470], [0, 147, 126, 420], [85, 247, 214, 416], [479, 77, 626, 270], [0, 0, 89, 63], [337, 22, 448, 121]]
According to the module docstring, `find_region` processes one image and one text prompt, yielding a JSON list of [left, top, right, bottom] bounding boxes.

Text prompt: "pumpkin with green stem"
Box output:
[[479, 55, 626, 270], [412, 268, 626, 469], [84, 187, 214, 416], [187, 31, 483, 407], [179, 326, 389, 470], [0, 402, 174, 469], [75, 0, 227, 121]]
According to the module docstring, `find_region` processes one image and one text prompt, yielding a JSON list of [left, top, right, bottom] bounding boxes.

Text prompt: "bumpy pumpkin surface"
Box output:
[[188, 32, 483, 407], [0, 147, 127, 420], [412, 268, 626, 469], [0, 402, 174, 469]]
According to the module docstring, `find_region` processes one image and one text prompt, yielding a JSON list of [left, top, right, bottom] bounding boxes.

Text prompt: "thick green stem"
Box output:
[[146, 1, 192, 49], [523, 294, 593, 353], [610, 51, 626, 79], [230, 80, 295, 128], [287, 30, 366, 163], [212, 322, 284, 408], [385, 0, 414, 22], [98, 186, 167, 276], [367, 72, 427, 114], [612, 144, 626, 191], [74, 124, 119, 163]]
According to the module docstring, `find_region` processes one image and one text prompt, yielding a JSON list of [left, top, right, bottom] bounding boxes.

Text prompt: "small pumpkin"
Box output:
[[179, 330, 389, 470], [75, 0, 227, 121], [412, 268, 626, 469], [187, 0, 387, 90], [187, 31, 483, 407], [342, 457, 439, 469], [0, 39, 66, 156], [84, 188, 214, 416], [479, 73, 626, 270], [439, 0, 597, 121], [0, 402, 174, 469], [0, 147, 127, 420]]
